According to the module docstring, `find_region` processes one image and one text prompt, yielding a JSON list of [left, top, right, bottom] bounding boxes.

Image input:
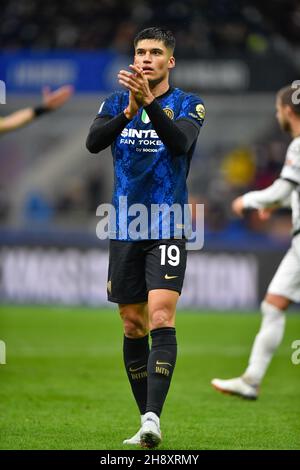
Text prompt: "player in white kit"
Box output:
[[212, 83, 300, 399]]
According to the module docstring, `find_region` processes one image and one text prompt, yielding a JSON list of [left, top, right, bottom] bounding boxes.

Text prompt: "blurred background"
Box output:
[[0, 0, 299, 310]]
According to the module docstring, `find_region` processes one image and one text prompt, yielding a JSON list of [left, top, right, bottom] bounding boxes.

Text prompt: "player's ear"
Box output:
[[168, 56, 175, 70]]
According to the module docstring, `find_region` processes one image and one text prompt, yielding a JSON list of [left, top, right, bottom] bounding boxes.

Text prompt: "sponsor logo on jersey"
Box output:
[[195, 103, 205, 120], [121, 128, 159, 139], [119, 126, 163, 151]]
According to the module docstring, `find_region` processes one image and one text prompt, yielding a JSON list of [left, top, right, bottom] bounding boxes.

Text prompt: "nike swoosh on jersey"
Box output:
[[156, 361, 173, 367], [164, 274, 178, 280]]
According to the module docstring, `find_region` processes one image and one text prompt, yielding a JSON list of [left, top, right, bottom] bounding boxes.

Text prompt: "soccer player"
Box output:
[[86, 27, 205, 447], [0, 85, 73, 133], [212, 84, 300, 399]]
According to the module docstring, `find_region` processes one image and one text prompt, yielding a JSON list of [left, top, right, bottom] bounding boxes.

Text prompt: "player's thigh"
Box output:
[[267, 245, 300, 303], [144, 238, 187, 295], [107, 240, 147, 304]]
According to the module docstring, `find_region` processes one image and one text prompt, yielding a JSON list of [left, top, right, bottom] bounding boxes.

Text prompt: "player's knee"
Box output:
[[263, 294, 290, 311], [119, 306, 148, 338], [150, 307, 173, 329], [260, 300, 286, 327]]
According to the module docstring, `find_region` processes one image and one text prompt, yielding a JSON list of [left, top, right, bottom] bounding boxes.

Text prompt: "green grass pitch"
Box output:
[[0, 305, 299, 450]]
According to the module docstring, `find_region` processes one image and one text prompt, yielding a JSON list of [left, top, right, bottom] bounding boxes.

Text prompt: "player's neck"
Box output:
[[291, 120, 300, 138], [149, 78, 170, 98]]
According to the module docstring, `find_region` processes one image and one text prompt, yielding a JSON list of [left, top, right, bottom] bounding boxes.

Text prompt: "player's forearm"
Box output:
[[86, 114, 130, 153], [0, 106, 52, 133], [144, 99, 199, 156], [243, 178, 295, 209], [0, 108, 35, 132]]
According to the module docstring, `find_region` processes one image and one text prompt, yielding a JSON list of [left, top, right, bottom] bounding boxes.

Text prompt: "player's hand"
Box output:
[[258, 208, 274, 220], [129, 64, 155, 106], [124, 91, 139, 120], [232, 196, 245, 217], [118, 65, 155, 106], [42, 85, 73, 110]]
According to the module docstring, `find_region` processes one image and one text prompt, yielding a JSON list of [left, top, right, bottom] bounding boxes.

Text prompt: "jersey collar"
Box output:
[[156, 87, 174, 100]]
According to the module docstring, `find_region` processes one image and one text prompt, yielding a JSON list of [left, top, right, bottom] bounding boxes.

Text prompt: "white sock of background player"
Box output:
[[243, 300, 286, 386]]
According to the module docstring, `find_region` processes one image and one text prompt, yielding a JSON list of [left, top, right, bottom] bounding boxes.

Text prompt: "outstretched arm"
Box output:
[[232, 178, 295, 217], [0, 85, 73, 133]]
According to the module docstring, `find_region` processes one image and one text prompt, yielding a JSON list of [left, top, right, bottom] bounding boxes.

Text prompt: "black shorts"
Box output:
[[107, 239, 187, 304]]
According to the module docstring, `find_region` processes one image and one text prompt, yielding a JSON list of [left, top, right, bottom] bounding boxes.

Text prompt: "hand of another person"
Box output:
[[42, 85, 73, 110], [232, 196, 245, 217]]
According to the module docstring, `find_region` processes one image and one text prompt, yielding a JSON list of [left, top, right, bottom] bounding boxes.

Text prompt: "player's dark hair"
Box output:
[[277, 84, 300, 116], [134, 27, 175, 52]]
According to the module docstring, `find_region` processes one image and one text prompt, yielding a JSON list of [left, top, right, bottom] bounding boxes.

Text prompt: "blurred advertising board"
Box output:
[[0, 245, 285, 310], [0, 51, 296, 93]]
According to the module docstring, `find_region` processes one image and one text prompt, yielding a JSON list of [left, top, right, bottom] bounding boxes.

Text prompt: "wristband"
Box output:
[[33, 105, 50, 117]]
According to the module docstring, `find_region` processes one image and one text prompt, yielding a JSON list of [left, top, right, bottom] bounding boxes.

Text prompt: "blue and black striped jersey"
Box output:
[[98, 87, 205, 240]]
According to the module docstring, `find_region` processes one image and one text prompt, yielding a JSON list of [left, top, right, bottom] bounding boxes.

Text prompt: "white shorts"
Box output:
[[268, 234, 300, 302]]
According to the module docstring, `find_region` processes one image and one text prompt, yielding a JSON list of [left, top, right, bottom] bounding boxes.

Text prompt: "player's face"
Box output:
[[134, 40, 175, 85], [276, 97, 291, 133]]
